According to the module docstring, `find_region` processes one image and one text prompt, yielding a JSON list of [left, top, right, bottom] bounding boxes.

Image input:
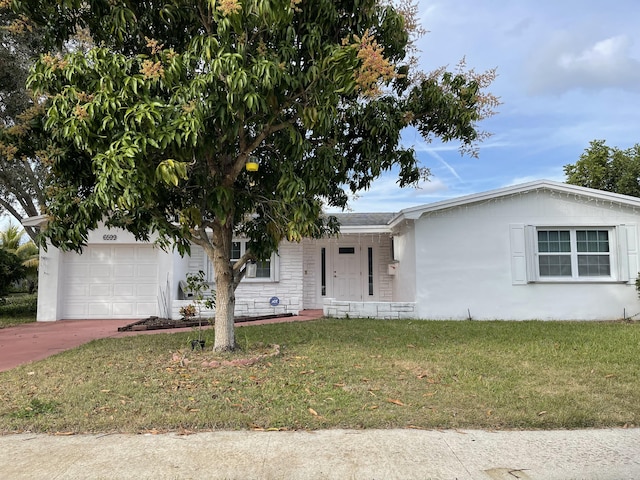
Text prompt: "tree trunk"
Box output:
[[211, 223, 236, 351]]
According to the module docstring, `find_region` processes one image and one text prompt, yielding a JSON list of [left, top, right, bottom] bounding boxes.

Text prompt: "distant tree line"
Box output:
[[565, 140, 640, 197]]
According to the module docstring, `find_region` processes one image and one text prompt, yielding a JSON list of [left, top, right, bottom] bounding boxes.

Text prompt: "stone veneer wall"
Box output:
[[323, 298, 417, 319], [172, 241, 303, 319], [302, 239, 318, 310], [375, 235, 394, 301]]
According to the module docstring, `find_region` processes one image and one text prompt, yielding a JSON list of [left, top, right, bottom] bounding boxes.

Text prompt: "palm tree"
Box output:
[[0, 223, 23, 251], [0, 223, 38, 292]]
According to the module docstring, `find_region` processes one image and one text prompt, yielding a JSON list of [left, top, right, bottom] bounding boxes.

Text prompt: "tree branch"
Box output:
[[222, 121, 291, 188]]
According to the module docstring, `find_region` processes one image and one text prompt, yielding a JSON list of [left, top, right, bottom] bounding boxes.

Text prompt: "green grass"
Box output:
[[0, 318, 639, 433], [0, 293, 37, 327]]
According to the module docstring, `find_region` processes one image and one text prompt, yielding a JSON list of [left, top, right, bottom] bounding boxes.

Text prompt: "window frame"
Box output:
[[205, 239, 279, 283], [534, 227, 617, 282]]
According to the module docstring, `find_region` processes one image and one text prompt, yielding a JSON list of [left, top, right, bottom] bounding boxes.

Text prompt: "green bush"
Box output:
[[0, 293, 37, 317], [0, 249, 26, 297]]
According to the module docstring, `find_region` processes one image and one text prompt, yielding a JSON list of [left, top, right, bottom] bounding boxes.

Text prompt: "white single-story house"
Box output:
[[26, 180, 640, 322]]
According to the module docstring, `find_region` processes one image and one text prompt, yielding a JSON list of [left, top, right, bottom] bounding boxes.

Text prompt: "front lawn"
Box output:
[[0, 293, 37, 328], [0, 319, 638, 433]]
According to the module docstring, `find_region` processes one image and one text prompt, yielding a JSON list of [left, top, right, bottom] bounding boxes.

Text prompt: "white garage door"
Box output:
[[62, 245, 158, 319]]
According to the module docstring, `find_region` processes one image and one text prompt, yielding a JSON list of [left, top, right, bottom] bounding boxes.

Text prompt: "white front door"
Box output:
[[332, 245, 363, 301]]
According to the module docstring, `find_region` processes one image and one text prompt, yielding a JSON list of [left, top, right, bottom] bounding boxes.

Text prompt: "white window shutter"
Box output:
[[525, 226, 536, 282], [617, 224, 638, 283], [510, 224, 529, 285]]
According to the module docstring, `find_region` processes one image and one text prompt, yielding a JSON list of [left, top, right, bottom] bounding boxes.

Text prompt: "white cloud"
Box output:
[[527, 34, 640, 94], [324, 174, 454, 213]]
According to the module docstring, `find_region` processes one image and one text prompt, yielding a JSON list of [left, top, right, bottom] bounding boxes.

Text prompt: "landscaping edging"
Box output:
[[117, 313, 295, 332]]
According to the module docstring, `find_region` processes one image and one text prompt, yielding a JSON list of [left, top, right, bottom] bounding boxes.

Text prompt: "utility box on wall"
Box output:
[[246, 262, 257, 278], [388, 262, 398, 275]]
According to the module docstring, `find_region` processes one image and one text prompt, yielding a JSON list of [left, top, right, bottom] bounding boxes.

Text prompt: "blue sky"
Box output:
[[3, 1, 639, 228], [340, 0, 640, 213]]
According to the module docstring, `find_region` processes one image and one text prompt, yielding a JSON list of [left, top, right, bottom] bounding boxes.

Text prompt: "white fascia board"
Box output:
[[337, 225, 392, 235], [388, 179, 640, 228], [21, 214, 49, 227]]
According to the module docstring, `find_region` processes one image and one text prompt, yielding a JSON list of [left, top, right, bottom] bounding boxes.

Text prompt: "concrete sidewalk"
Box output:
[[0, 428, 639, 479]]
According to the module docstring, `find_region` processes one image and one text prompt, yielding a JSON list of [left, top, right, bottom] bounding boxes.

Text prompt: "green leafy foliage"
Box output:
[[565, 140, 640, 197], [0, 249, 25, 297], [14, 0, 496, 350], [1, 224, 39, 293], [0, 8, 48, 240], [0, 293, 37, 321]]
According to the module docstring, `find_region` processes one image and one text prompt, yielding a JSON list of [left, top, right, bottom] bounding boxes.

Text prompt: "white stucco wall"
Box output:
[[391, 222, 416, 303], [36, 243, 63, 321], [411, 190, 640, 320]]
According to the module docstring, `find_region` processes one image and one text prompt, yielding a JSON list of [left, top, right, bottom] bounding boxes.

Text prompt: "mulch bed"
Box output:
[[118, 313, 294, 332]]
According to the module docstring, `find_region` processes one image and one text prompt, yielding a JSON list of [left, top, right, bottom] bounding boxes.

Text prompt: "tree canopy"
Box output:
[[13, 0, 497, 350], [565, 140, 640, 198], [0, 222, 38, 292], [0, 5, 48, 241], [0, 247, 24, 297]]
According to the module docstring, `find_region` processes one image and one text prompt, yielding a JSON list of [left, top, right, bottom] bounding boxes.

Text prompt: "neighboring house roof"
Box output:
[[331, 212, 395, 226], [329, 212, 395, 234], [388, 179, 640, 229]]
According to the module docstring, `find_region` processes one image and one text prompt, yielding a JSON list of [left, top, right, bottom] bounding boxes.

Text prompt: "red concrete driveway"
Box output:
[[0, 310, 323, 372]]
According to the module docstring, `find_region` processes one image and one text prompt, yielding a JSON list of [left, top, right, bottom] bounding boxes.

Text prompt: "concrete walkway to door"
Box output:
[[0, 310, 324, 372]]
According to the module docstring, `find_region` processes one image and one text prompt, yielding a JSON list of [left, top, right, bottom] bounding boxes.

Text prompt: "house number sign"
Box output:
[[102, 234, 118, 241], [269, 296, 280, 307]]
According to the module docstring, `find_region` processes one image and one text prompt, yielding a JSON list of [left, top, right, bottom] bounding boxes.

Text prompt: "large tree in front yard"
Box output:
[[0, 6, 48, 241], [16, 0, 497, 351]]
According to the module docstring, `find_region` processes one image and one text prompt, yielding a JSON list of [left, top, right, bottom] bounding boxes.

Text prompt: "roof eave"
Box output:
[[21, 214, 49, 227], [389, 180, 640, 228], [338, 225, 392, 235]]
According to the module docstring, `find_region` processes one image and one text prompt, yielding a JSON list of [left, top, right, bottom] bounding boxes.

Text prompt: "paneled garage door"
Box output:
[[62, 245, 158, 319]]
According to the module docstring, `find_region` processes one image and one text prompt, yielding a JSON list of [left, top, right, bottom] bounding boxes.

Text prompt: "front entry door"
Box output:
[[333, 245, 362, 301]]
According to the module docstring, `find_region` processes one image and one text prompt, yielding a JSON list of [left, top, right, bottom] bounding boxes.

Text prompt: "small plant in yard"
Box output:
[[179, 304, 196, 320], [183, 271, 216, 349]]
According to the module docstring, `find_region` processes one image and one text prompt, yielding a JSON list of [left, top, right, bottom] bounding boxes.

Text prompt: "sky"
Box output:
[[338, 0, 640, 213], [2, 1, 639, 228]]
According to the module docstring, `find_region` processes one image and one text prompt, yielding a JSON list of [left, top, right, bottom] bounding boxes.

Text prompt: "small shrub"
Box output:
[[0, 249, 25, 297], [0, 283, 36, 330], [0, 293, 37, 318], [179, 304, 196, 319]]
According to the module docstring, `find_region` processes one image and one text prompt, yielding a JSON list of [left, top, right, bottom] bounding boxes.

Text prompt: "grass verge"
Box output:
[[0, 318, 638, 433], [0, 293, 37, 328]]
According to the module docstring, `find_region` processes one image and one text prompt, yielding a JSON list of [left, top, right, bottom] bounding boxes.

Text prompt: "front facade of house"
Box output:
[[31, 214, 399, 322], [30, 180, 640, 322], [390, 181, 640, 320]]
